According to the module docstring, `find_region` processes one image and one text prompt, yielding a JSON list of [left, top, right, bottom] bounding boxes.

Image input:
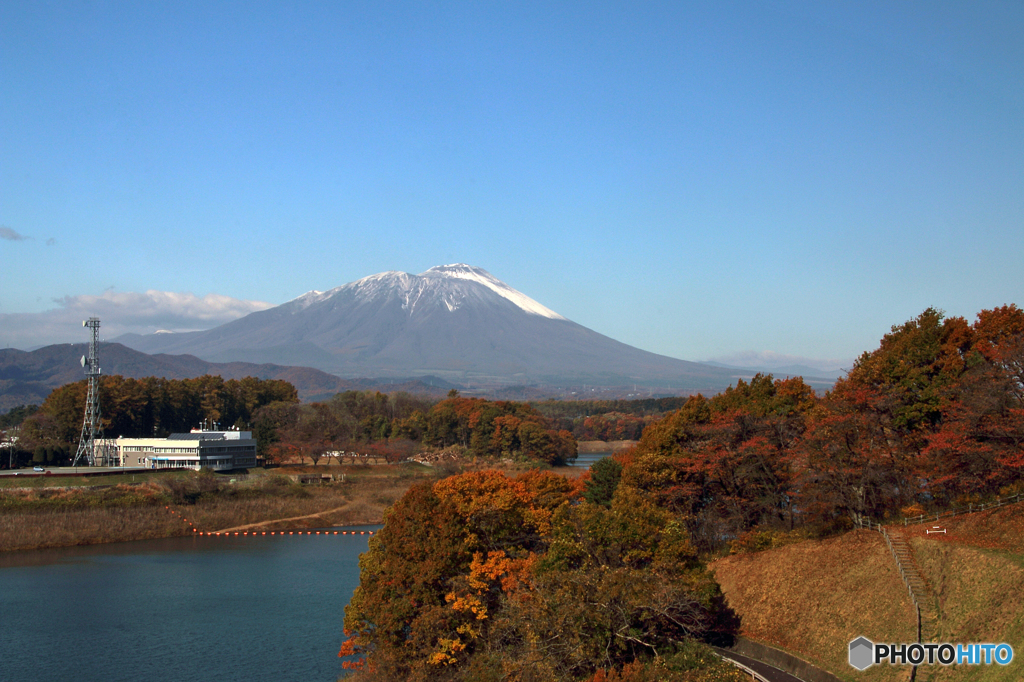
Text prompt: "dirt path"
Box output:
[[212, 505, 356, 533]]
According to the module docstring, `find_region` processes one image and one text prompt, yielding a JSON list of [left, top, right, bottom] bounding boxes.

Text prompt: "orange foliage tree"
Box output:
[[340, 469, 732, 681]]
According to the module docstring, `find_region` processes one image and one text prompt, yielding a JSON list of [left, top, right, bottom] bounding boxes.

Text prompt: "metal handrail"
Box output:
[[901, 492, 1023, 526]]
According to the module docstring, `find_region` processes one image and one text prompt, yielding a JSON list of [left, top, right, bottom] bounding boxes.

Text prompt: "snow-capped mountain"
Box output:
[[289, 265, 565, 320], [117, 264, 740, 390]]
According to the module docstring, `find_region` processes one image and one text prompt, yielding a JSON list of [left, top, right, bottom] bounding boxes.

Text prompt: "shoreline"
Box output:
[[0, 461, 592, 553], [0, 469, 413, 553]]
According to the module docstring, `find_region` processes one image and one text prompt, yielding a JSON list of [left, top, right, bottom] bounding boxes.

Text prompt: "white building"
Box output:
[[113, 428, 257, 471]]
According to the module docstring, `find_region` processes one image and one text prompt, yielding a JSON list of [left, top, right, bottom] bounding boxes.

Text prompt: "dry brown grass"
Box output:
[[710, 504, 1024, 682], [0, 505, 193, 551], [710, 529, 917, 682], [903, 500, 1024, 554], [909, 540, 1024, 682], [576, 440, 638, 453], [0, 469, 431, 552], [902, 502, 1024, 682]]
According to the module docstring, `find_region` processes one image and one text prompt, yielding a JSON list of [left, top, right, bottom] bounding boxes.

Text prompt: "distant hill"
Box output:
[[0, 342, 457, 412], [116, 263, 746, 392], [702, 360, 847, 382], [701, 361, 842, 392]]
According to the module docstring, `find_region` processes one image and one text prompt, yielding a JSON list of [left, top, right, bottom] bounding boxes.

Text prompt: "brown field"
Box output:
[[0, 469, 193, 490], [0, 460, 574, 552]]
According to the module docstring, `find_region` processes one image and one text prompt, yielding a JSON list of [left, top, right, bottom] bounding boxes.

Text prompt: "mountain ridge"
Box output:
[[0, 343, 457, 412], [115, 264, 746, 391]]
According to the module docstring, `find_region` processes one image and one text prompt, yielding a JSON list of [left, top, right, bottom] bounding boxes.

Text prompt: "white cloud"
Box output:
[[707, 350, 852, 375], [0, 290, 274, 350]]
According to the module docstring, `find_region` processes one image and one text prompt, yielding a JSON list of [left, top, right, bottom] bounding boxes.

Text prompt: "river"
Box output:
[[0, 527, 378, 682]]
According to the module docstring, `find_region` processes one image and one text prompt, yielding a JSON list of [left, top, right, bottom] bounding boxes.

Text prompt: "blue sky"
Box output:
[[2, 1, 1021, 370]]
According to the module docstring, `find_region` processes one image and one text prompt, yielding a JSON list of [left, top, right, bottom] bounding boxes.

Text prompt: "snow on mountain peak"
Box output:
[[420, 264, 566, 320], [287, 265, 566, 320], [289, 289, 329, 310]]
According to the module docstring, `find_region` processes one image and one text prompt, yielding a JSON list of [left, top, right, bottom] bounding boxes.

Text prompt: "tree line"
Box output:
[[6, 381, 579, 469], [1, 383, 689, 470], [612, 305, 1024, 551], [0, 405, 39, 430], [532, 398, 691, 440], [5, 376, 298, 468], [256, 391, 577, 467]]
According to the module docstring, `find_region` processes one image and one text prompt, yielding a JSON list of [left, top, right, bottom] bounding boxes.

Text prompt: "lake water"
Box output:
[[571, 451, 614, 468], [0, 527, 378, 682]]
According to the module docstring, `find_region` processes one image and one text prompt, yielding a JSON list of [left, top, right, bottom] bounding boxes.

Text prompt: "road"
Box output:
[[712, 647, 810, 682]]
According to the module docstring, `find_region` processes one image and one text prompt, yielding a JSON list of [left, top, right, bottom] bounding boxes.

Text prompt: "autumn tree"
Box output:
[[794, 305, 1024, 521], [497, 489, 732, 678], [341, 469, 735, 681], [621, 377, 814, 549], [584, 456, 623, 507], [919, 305, 1024, 502], [421, 396, 577, 465], [342, 471, 552, 681]]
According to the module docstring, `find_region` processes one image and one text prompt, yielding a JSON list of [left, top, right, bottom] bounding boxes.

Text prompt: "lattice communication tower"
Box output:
[[72, 318, 103, 466]]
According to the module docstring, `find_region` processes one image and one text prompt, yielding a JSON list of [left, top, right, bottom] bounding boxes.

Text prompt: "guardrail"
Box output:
[[714, 653, 772, 681], [853, 491, 1024, 531], [899, 492, 1023, 526]]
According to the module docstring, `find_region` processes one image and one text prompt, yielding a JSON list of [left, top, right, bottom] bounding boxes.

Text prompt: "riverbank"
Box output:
[[0, 465, 434, 552], [0, 459, 592, 552]]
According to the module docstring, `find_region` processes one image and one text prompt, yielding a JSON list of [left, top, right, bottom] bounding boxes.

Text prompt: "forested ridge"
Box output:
[[337, 305, 1024, 681], [253, 392, 578, 467]]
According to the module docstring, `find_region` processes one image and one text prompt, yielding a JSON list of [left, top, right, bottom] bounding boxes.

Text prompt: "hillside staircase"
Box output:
[[883, 528, 940, 643], [857, 518, 941, 644]]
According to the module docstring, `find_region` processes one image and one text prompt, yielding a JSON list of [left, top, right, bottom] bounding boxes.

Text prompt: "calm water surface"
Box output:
[[571, 451, 613, 468], [0, 527, 377, 682]]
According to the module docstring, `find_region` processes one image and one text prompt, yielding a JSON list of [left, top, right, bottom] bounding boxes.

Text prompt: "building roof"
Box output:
[[167, 433, 226, 441]]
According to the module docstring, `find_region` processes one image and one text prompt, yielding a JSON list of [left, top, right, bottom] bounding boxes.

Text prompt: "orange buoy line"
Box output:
[[194, 529, 375, 537], [166, 505, 200, 534]]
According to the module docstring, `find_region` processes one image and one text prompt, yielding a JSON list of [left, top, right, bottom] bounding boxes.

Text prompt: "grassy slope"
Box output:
[[710, 502, 1024, 682], [906, 503, 1024, 682], [711, 530, 917, 682]]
